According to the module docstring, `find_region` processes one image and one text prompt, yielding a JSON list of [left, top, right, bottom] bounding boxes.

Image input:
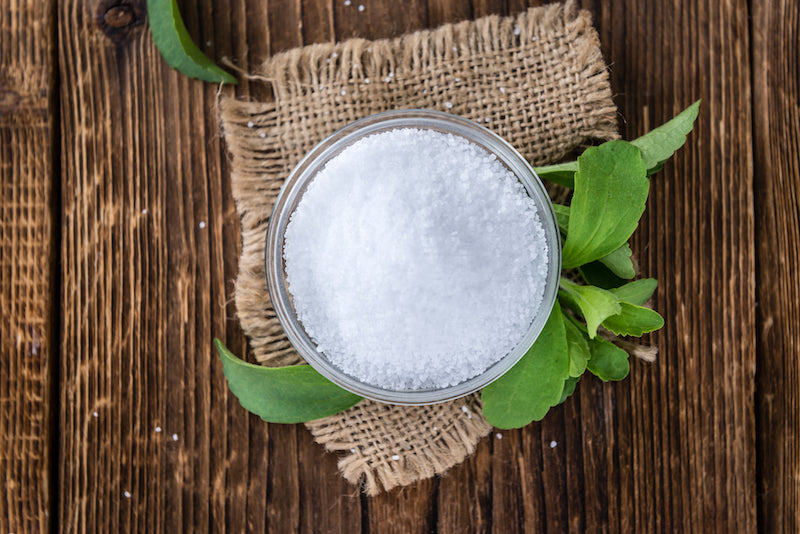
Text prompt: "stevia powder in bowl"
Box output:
[[282, 127, 549, 391]]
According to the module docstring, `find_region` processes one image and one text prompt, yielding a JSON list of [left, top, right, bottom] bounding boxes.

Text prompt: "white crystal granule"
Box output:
[[283, 128, 549, 390]]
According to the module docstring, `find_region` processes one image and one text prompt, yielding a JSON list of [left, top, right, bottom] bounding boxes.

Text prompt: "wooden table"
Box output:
[[2, 0, 798, 531]]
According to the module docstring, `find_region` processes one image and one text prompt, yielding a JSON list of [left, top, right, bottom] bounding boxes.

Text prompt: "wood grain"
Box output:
[[1, 0, 789, 530], [0, 1, 56, 533], [752, 1, 800, 532], [588, 0, 758, 530]]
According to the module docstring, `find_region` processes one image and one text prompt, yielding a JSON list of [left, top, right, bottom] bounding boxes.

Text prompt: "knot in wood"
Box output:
[[95, 0, 144, 42], [104, 5, 135, 28], [0, 87, 22, 114]]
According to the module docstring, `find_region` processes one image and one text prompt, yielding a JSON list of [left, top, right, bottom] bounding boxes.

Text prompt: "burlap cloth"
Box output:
[[219, 1, 618, 495]]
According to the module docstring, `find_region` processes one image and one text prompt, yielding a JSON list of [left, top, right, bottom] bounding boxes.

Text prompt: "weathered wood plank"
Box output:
[[0, 1, 56, 533], [57, 0, 258, 531], [752, 1, 800, 531]]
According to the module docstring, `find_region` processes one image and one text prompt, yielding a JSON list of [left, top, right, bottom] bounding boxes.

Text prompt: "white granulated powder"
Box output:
[[284, 128, 548, 390]]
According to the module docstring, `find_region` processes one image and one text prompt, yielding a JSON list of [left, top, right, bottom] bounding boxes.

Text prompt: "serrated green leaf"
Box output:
[[533, 161, 577, 188], [481, 305, 570, 429], [609, 278, 658, 305], [561, 141, 649, 269], [558, 278, 621, 338], [564, 312, 590, 377], [557, 376, 580, 405], [631, 100, 700, 171], [586, 337, 630, 381], [148, 0, 237, 84], [598, 243, 635, 279], [215, 339, 361, 424], [602, 303, 664, 337]]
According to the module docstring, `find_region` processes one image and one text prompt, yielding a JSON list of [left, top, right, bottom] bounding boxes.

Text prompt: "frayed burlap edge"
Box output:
[[220, 1, 618, 496]]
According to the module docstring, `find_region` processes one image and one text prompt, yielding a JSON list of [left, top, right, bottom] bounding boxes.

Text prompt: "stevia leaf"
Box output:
[[561, 140, 649, 269], [552, 203, 570, 235], [558, 278, 621, 338], [533, 161, 577, 188], [586, 337, 630, 381], [609, 278, 658, 306], [579, 261, 628, 289], [552, 206, 634, 280], [631, 100, 701, 171], [215, 339, 361, 424], [602, 303, 665, 337], [564, 313, 590, 377], [647, 161, 665, 176], [598, 243, 636, 279], [481, 304, 570, 429], [148, 0, 237, 84], [533, 101, 699, 186], [557, 376, 580, 405]]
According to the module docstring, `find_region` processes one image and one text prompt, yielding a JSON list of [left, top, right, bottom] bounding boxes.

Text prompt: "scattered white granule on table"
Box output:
[[550, 441, 557, 448]]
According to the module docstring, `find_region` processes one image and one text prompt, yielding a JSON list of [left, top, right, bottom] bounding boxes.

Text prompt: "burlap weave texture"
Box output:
[[220, 1, 617, 495]]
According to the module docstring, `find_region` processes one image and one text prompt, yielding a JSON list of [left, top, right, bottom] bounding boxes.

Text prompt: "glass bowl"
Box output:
[[265, 109, 561, 405]]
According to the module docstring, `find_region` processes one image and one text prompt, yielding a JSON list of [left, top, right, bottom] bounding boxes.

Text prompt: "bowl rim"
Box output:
[[265, 109, 562, 405]]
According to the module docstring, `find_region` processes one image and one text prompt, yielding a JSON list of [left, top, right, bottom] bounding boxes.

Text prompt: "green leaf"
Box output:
[[579, 262, 628, 289], [602, 303, 664, 337], [552, 203, 570, 235], [564, 312, 590, 377], [533, 161, 577, 188], [148, 0, 237, 84], [533, 101, 699, 186], [598, 243, 635, 279], [553, 207, 635, 280], [215, 339, 361, 424], [481, 305, 570, 429], [631, 100, 700, 171], [557, 376, 580, 405], [647, 161, 665, 176], [609, 278, 658, 305], [561, 140, 649, 269], [586, 337, 630, 381], [558, 278, 621, 338]]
